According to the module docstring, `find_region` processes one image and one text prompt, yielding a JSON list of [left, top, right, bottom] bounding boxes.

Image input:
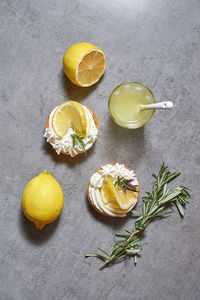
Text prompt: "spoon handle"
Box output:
[[139, 101, 173, 111]]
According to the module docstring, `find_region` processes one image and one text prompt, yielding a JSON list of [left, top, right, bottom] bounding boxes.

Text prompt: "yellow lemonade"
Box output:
[[108, 82, 155, 129]]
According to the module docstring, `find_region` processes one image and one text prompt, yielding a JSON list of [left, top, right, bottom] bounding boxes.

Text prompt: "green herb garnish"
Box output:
[[85, 163, 190, 269], [114, 176, 138, 193], [71, 134, 86, 156]]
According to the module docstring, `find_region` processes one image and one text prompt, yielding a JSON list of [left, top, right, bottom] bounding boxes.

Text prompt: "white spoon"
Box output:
[[139, 101, 173, 111]]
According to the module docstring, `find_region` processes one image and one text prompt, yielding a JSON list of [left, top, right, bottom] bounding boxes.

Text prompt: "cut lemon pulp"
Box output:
[[100, 176, 137, 210], [77, 50, 106, 86], [52, 101, 87, 138], [63, 42, 106, 87]]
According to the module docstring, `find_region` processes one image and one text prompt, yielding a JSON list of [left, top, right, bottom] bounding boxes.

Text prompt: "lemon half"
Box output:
[[63, 42, 106, 87], [22, 171, 64, 229]]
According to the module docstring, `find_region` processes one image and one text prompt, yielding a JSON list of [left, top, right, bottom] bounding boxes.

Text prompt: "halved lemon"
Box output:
[[63, 42, 106, 87], [100, 176, 137, 210], [52, 101, 86, 138]]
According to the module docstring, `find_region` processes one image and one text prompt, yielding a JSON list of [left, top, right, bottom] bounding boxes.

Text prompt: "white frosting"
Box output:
[[44, 104, 98, 157], [88, 163, 139, 217]]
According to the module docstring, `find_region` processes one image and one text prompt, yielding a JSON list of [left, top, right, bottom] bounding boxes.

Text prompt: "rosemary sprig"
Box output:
[[114, 176, 138, 193], [85, 163, 190, 269], [71, 134, 86, 156]]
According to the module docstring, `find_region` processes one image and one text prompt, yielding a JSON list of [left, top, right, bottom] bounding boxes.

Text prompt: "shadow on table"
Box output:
[[42, 138, 96, 167], [18, 209, 60, 245], [103, 117, 147, 169], [85, 194, 134, 230], [59, 69, 104, 101]]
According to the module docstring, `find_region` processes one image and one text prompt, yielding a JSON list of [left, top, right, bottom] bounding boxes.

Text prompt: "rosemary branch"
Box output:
[[85, 163, 190, 269]]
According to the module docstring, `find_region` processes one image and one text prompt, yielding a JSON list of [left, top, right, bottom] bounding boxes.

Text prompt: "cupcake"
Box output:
[[87, 163, 140, 217], [44, 101, 98, 157]]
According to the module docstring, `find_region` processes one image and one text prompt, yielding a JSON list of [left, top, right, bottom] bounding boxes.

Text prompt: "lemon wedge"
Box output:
[[101, 176, 117, 205], [63, 42, 106, 87], [114, 187, 137, 210], [52, 101, 87, 138], [100, 176, 137, 210]]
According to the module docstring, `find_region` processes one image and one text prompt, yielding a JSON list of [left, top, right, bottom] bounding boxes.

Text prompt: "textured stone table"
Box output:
[[1, 0, 200, 299]]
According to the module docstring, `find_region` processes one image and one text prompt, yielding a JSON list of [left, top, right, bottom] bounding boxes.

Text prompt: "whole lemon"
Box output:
[[22, 171, 64, 229]]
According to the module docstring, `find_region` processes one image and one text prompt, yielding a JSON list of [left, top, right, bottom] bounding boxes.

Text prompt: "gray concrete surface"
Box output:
[[1, 0, 200, 299]]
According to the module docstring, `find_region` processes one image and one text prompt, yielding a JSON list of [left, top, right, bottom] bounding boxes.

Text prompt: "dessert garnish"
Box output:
[[52, 101, 87, 138], [71, 134, 86, 156], [114, 176, 138, 194], [86, 163, 190, 269]]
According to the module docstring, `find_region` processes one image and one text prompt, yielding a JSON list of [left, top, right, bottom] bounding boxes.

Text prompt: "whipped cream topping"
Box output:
[[88, 163, 139, 217], [44, 104, 98, 157]]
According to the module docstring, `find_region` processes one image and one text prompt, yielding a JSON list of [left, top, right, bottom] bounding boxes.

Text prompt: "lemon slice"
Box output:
[[100, 176, 137, 210], [100, 176, 118, 205], [115, 186, 137, 210], [52, 101, 87, 138], [63, 42, 106, 87]]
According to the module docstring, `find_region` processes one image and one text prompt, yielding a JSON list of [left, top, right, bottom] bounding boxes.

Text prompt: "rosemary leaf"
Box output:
[[126, 249, 142, 255], [125, 228, 132, 234], [85, 253, 106, 261], [131, 209, 141, 217], [115, 233, 130, 239], [134, 253, 138, 265], [175, 200, 184, 217], [97, 248, 110, 257], [71, 134, 86, 156]]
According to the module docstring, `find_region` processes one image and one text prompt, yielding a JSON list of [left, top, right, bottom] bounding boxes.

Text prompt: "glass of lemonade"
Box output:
[[108, 82, 155, 129]]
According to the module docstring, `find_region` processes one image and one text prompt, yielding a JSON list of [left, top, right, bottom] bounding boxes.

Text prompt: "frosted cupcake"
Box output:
[[44, 101, 98, 157], [87, 163, 140, 217]]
